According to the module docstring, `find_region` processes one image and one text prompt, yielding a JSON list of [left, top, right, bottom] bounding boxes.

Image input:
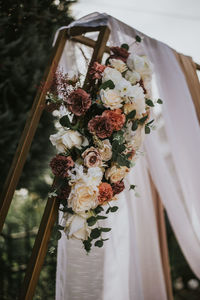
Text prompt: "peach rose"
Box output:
[[105, 165, 129, 183], [98, 139, 112, 161]]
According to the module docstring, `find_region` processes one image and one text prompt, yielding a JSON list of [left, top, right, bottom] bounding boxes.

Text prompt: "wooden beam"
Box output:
[[71, 35, 110, 53], [0, 28, 68, 233]]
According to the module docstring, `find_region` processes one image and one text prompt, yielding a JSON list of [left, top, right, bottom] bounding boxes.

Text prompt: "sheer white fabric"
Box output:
[[55, 13, 200, 300]]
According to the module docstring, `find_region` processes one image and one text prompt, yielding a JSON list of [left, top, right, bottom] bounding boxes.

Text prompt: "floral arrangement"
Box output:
[[46, 40, 162, 252]]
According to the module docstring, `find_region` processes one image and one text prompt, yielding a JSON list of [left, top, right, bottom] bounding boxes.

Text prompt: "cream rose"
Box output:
[[109, 59, 127, 73], [64, 212, 91, 240], [100, 88, 123, 110], [105, 165, 129, 183], [102, 67, 122, 85], [125, 70, 141, 85], [50, 129, 88, 152], [98, 139, 112, 161], [68, 182, 98, 213]]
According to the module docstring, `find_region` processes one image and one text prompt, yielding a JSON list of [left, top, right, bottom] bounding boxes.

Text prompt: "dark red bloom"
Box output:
[[65, 88, 91, 116], [50, 155, 74, 178], [58, 184, 71, 200], [88, 115, 114, 139], [89, 62, 106, 80], [102, 109, 125, 131], [109, 46, 130, 62], [111, 181, 125, 196], [45, 102, 61, 113]]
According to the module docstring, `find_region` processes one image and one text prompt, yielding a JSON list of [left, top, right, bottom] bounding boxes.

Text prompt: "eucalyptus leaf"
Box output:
[[157, 98, 163, 104], [135, 35, 142, 43], [99, 80, 115, 90], [96, 215, 107, 220], [90, 228, 101, 239], [132, 120, 138, 131], [60, 115, 71, 127], [126, 110, 136, 121], [145, 99, 154, 107], [87, 216, 97, 226], [94, 240, 104, 247], [56, 230, 62, 240], [145, 126, 151, 134], [110, 206, 119, 212], [121, 43, 129, 50], [100, 228, 111, 232]]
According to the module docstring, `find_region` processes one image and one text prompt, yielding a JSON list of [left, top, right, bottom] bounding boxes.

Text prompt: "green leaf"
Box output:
[[117, 154, 131, 167], [112, 130, 124, 144], [138, 115, 148, 124], [94, 205, 104, 214], [94, 240, 104, 247], [145, 99, 154, 107], [146, 119, 154, 126], [126, 110, 136, 121], [135, 35, 142, 43], [129, 184, 136, 190], [87, 216, 97, 226], [60, 115, 71, 127], [132, 120, 138, 131], [83, 240, 92, 252], [61, 207, 74, 214], [99, 80, 115, 90], [55, 230, 62, 240], [100, 228, 111, 232], [110, 206, 119, 212], [145, 126, 151, 134], [57, 225, 64, 230], [90, 228, 101, 239], [106, 207, 111, 214], [121, 43, 129, 50], [157, 98, 163, 104], [96, 215, 108, 220]]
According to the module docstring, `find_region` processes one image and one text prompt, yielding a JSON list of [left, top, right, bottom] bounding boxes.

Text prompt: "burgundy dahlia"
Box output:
[[50, 155, 74, 178], [111, 181, 125, 196], [109, 46, 130, 62], [88, 115, 114, 139], [65, 88, 91, 116]]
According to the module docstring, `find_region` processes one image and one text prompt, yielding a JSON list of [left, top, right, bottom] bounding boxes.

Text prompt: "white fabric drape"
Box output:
[[55, 12, 200, 300]]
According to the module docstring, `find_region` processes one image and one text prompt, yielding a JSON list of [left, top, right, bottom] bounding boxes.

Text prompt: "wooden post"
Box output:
[[0, 28, 68, 233], [19, 26, 110, 300]]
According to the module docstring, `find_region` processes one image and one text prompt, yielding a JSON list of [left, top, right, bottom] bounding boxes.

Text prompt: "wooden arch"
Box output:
[[0, 24, 199, 299]]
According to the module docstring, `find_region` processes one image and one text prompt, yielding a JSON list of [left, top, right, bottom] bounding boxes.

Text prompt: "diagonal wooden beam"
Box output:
[[0, 28, 68, 233]]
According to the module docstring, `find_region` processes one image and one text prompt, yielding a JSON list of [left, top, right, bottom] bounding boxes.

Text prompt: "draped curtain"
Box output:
[[55, 13, 200, 300]]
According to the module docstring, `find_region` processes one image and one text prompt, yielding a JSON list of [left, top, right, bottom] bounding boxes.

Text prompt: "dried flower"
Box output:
[[50, 155, 74, 178], [65, 88, 91, 116], [88, 115, 114, 139]]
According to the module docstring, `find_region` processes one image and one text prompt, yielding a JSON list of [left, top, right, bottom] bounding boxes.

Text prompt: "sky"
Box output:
[[71, 0, 200, 63]]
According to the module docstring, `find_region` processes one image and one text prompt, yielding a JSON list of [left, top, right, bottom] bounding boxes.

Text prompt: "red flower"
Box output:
[[89, 62, 106, 80], [88, 115, 114, 139], [50, 155, 74, 178], [111, 181, 125, 196], [109, 46, 130, 62], [102, 109, 125, 131], [98, 182, 113, 204], [65, 88, 91, 116], [58, 184, 71, 200]]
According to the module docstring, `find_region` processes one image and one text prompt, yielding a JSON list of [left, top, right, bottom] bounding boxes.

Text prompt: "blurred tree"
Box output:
[[0, 0, 74, 192], [0, 1, 75, 299]]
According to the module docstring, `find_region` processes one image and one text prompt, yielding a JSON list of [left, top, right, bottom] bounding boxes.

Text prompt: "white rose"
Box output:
[[116, 78, 134, 98], [50, 129, 88, 152], [109, 59, 127, 73], [68, 182, 98, 213], [127, 54, 153, 77], [125, 70, 141, 85], [64, 212, 91, 240], [129, 83, 145, 101], [133, 97, 146, 116], [102, 67, 122, 85], [98, 139, 112, 161], [68, 165, 103, 187], [100, 88, 123, 110]]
